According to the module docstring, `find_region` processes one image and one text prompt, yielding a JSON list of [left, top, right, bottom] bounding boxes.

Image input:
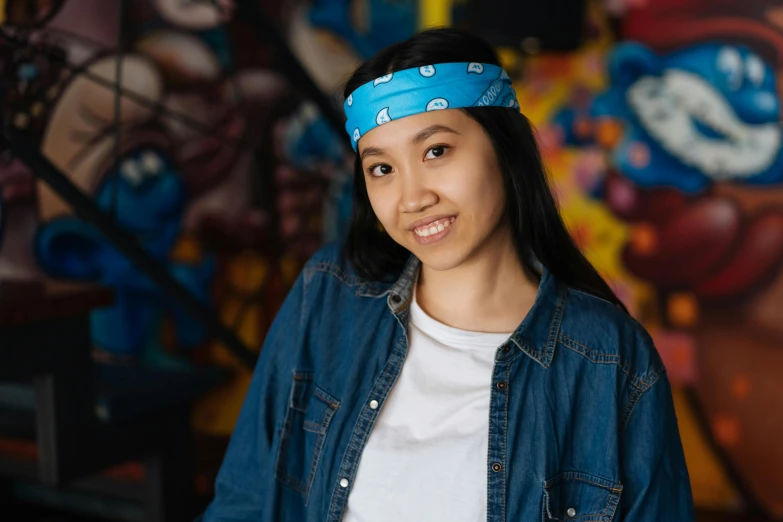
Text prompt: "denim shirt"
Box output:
[[200, 241, 694, 522]]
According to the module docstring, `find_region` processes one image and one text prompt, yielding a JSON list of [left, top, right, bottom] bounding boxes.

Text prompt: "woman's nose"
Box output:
[[399, 175, 438, 213]]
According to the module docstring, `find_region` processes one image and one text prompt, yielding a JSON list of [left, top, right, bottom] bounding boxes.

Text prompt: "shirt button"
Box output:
[[369, 400, 379, 410], [491, 463, 502, 472], [340, 478, 349, 488], [391, 294, 402, 304], [497, 381, 507, 390], [502, 344, 510, 352], [566, 508, 577, 518]]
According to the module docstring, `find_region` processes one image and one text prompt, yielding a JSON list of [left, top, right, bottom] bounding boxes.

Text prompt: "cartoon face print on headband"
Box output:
[[376, 107, 392, 125], [420, 65, 436, 78], [374, 73, 393, 86], [426, 98, 449, 111]]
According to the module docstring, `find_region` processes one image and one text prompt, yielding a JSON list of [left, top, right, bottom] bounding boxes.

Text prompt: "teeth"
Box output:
[[414, 216, 455, 237]]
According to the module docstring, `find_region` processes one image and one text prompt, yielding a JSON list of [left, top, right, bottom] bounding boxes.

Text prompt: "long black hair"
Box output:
[[341, 28, 626, 310]]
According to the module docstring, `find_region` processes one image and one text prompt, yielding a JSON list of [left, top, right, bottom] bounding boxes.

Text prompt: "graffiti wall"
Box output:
[[0, 0, 780, 517], [539, 0, 783, 517], [0, 0, 353, 439]]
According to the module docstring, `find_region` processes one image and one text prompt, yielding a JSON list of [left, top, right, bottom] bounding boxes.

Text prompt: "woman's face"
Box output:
[[358, 109, 509, 271]]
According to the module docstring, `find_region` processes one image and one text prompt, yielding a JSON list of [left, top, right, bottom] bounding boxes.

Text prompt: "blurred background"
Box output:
[[0, 0, 781, 520]]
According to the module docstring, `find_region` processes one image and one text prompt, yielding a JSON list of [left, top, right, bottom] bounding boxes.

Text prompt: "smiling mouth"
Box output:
[[413, 216, 456, 237], [627, 70, 781, 180], [411, 216, 456, 245]]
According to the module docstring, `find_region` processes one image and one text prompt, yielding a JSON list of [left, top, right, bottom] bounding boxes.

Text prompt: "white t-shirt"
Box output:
[[342, 291, 512, 522]]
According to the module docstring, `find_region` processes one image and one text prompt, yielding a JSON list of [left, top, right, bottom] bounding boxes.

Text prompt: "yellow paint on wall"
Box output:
[[193, 252, 270, 436], [671, 387, 742, 509], [496, 48, 519, 72], [559, 195, 629, 277], [169, 234, 203, 263], [418, 0, 451, 29], [518, 84, 571, 126]]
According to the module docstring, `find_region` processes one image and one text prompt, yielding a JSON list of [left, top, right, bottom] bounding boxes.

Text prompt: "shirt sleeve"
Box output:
[[618, 370, 696, 521], [198, 269, 307, 521]]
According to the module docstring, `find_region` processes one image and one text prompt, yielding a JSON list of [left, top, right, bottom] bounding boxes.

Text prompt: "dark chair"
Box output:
[[0, 279, 226, 522]]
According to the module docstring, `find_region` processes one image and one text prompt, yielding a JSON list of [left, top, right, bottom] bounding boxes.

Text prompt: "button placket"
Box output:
[[327, 324, 411, 522], [486, 360, 510, 522]]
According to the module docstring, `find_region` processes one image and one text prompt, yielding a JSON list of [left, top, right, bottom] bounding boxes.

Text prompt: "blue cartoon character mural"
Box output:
[[22, 4, 224, 367], [35, 147, 214, 366], [597, 43, 783, 192], [14, 0, 291, 367], [555, 41, 783, 302]]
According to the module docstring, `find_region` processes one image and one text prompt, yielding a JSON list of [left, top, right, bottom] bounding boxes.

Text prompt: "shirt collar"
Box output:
[[387, 254, 566, 368]]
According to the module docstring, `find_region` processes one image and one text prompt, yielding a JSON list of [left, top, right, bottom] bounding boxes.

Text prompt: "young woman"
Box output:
[[201, 28, 694, 522]]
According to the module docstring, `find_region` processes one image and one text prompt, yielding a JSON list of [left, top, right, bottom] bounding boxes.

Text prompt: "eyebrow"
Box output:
[[359, 124, 461, 160], [413, 124, 460, 144]]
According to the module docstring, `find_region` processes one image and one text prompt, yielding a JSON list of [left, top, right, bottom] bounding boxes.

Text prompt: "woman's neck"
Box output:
[[414, 231, 539, 334]]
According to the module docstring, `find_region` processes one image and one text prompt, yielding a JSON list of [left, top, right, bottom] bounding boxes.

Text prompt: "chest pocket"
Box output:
[[543, 471, 623, 521], [275, 371, 340, 504]]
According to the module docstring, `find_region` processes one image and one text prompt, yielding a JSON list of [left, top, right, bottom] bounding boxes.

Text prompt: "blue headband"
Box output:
[[344, 62, 519, 151]]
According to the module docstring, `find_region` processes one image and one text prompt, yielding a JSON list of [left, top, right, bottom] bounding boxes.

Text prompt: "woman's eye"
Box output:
[[368, 164, 393, 177], [425, 145, 449, 160]]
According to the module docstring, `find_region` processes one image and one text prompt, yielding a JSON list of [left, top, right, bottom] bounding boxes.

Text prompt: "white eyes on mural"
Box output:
[[745, 54, 766, 87], [120, 151, 164, 187], [717, 46, 766, 89], [141, 150, 163, 174], [718, 47, 743, 90]]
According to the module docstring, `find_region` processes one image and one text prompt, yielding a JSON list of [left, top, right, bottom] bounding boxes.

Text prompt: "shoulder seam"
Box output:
[[567, 286, 619, 308], [619, 371, 663, 432], [304, 261, 390, 298], [567, 287, 651, 341]]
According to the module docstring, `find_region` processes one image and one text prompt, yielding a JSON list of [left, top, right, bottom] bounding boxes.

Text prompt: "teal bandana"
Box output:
[[344, 62, 519, 151]]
